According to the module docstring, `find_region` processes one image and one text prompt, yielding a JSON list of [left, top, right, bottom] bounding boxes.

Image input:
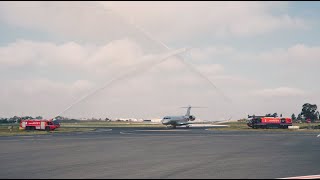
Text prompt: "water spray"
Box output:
[[55, 48, 187, 118], [108, 7, 232, 103], [55, 5, 233, 119]]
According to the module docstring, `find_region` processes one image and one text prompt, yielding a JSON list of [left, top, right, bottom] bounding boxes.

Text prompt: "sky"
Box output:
[[0, 1, 320, 121]]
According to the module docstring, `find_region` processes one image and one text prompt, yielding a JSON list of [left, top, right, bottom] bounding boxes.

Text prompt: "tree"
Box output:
[[291, 113, 296, 121], [21, 116, 33, 120], [297, 113, 302, 120], [16, 118, 23, 123], [265, 113, 278, 117], [300, 103, 319, 122], [265, 113, 272, 117]]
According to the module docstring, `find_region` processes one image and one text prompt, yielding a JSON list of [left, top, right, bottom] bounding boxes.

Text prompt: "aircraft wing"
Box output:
[[199, 116, 238, 124], [211, 120, 239, 124], [176, 122, 192, 126]]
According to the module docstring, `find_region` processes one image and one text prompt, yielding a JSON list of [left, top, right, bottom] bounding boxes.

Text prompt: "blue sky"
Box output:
[[0, 1, 319, 120]]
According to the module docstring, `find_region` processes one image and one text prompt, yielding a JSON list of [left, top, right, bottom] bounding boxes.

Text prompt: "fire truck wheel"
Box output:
[[45, 127, 50, 131]]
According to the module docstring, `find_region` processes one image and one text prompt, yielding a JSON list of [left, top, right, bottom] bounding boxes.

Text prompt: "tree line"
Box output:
[[250, 103, 319, 123], [291, 103, 319, 122], [263, 103, 319, 122], [0, 116, 43, 124]]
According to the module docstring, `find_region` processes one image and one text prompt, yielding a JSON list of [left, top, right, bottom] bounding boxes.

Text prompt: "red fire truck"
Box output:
[[19, 119, 60, 131], [247, 116, 292, 129]]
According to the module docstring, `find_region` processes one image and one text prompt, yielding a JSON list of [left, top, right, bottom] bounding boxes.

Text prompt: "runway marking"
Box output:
[[191, 125, 229, 127], [278, 174, 320, 179], [94, 129, 112, 132], [135, 130, 190, 132], [17, 136, 35, 138], [120, 131, 134, 135], [317, 134, 320, 137], [0, 139, 21, 142]]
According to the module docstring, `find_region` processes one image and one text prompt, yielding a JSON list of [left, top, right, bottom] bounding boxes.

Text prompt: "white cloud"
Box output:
[[193, 64, 225, 76], [0, 1, 130, 42], [0, 39, 148, 75], [0, 1, 308, 43], [72, 80, 93, 91], [0, 39, 230, 80], [253, 87, 306, 97], [0, 40, 89, 67], [189, 47, 234, 62], [101, 1, 307, 40], [256, 44, 320, 64], [0, 78, 94, 118]]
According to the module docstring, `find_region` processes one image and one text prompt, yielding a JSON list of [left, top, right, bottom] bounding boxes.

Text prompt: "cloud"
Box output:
[[189, 47, 235, 62], [0, 1, 308, 43], [0, 40, 88, 67], [1, 78, 94, 100], [0, 39, 148, 75], [0, 78, 94, 118], [0, 1, 132, 42], [0, 39, 230, 80], [256, 44, 320, 65], [102, 1, 307, 40], [252, 87, 306, 97]]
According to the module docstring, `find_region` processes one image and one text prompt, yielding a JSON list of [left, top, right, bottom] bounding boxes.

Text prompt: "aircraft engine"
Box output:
[[189, 115, 196, 121]]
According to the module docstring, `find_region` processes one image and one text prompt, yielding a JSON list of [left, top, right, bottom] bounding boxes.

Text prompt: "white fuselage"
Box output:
[[161, 116, 189, 126]]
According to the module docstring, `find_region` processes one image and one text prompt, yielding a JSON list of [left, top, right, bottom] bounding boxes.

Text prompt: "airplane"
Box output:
[[161, 105, 202, 129]]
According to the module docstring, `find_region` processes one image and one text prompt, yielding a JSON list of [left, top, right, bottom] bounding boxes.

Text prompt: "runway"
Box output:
[[0, 127, 319, 179]]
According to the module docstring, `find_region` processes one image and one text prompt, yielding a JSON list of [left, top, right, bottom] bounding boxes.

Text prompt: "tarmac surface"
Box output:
[[0, 127, 320, 179]]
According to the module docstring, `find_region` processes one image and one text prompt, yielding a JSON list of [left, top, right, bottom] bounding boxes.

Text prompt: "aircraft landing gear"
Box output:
[[172, 125, 176, 129], [186, 125, 190, 129]]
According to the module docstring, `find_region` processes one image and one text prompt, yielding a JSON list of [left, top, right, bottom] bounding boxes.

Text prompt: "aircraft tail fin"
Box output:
[[181, 105, 207, 116]]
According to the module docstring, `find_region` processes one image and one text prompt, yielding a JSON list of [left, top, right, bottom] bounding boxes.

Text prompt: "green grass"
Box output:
[[0, 125, 49, 136]]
